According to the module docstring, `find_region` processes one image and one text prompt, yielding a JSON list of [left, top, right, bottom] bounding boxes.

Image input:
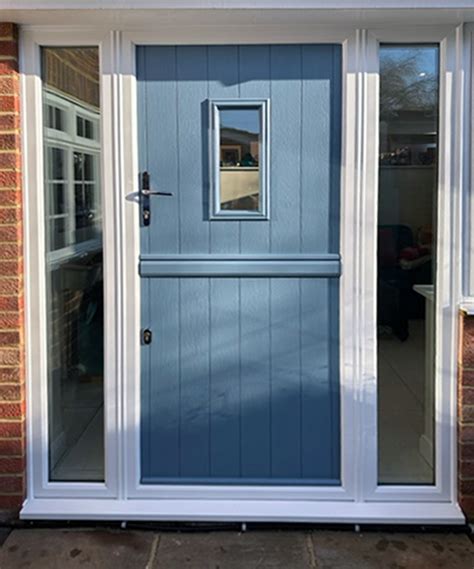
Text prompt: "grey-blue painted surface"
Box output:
[[138, 44, 342, 485], [139, 257, 341, 277]]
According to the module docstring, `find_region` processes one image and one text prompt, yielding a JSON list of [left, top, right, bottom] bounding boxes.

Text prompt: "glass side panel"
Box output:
[[219, 106, 261, 212], [42, 47, 104, 482], [377, 45, 439, 485]]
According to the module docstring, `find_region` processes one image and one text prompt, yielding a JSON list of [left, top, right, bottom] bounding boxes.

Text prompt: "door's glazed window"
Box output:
[[210, 100, 269, 219], [42, 47, 104, 482], [219, 107, 260, 211], [377, 45, 439, 484]]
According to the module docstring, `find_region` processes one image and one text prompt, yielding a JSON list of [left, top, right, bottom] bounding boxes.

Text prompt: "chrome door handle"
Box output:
[[140, 171, 173, 226], [141, 172, 173, 197], [141, 189, 173, 197]]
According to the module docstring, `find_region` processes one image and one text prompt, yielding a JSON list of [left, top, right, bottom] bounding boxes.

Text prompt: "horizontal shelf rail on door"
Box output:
[[139, 254, 342, 278]]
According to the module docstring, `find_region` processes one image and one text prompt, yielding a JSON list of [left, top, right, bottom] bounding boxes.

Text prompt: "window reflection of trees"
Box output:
[[380, 49, 438, 119]]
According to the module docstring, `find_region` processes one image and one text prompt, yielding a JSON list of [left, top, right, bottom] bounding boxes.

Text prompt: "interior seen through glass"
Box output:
[[42, 47, 104, 482], [219, 106, 261, 211], [377, 45, 439, 485]]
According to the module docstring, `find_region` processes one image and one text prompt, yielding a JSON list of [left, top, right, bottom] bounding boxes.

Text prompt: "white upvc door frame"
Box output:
[[20, 18, 467, 523], [120, 27, 356, 504], [21, 28, 120, 499], [359, 25, 467, 504]]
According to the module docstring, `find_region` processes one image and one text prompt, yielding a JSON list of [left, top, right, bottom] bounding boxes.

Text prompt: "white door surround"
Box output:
[[19, 14, 472, 523]]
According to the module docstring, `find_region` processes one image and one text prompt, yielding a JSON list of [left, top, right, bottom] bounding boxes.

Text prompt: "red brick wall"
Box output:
[[458, 311, 474, 520], [0, 23, 26, 513]]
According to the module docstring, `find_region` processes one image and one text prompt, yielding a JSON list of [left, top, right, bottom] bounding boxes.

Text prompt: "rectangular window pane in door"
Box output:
[[220, 107, 260, 211], [377, 45, 439, 485], [42, 47, 104, 482], [210, 99, 269, 219]]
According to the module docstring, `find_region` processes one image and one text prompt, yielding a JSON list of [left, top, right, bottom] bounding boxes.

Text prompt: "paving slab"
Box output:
[[153, 531, 315, 568], [0, 527, 473, 569], [311, 531, 474, 569], [0, 528, 157, 569]]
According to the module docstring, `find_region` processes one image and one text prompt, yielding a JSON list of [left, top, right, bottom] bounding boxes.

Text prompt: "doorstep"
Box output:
[[19, 498, 466, 525]]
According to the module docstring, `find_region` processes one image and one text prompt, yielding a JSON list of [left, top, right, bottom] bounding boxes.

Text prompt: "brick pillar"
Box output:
[[458, 310, 474, 520], [0, 23, 26, 514]]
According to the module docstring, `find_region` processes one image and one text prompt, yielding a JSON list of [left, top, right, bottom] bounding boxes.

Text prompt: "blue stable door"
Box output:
[[137, 45, 342, 485]]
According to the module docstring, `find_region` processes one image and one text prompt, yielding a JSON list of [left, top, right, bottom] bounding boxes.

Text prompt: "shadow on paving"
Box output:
[[0, 528, 473, 568]]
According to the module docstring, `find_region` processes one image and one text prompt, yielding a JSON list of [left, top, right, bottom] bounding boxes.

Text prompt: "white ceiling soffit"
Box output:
[[1, 3, 474, 27], [2, 0, 474, 7]]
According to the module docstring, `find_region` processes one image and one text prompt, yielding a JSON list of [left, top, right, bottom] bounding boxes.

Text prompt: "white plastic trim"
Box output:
[[5, 1, 474, 10], [20, 19, 467, 521], [460, 303, 474, 315], [361, 25, 465, 505], [121, 28, 358, 504], [21, 29, 120, 499], [20, 497, 465, 524]]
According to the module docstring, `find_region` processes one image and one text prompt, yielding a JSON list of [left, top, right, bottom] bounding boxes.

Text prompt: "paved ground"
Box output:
[[0, 527, 473, 568]]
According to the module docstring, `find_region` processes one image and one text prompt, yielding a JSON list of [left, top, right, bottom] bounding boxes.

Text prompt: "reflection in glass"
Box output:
[[377, 45, 439, 484], [219, 106, 261, 211], [42, 47, 104, 482]]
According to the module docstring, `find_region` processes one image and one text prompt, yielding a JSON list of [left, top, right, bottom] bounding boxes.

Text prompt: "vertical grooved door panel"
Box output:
[[141, 277, 340, 484], [138, 44, 342, 485]]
